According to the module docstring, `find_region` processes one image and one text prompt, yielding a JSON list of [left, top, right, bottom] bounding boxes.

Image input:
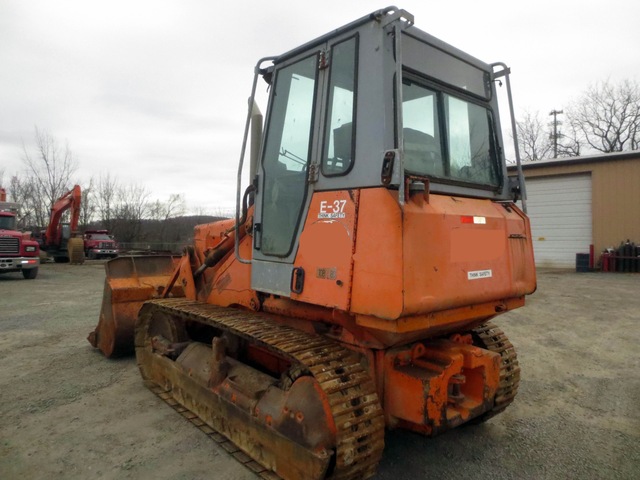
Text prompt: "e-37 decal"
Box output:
[[318, 200, 347, 219]]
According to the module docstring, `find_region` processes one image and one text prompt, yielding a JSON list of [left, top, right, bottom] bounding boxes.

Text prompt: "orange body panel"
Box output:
[[402, 193, 536, 315], [290, 190, 359, 311], [351, 189, 405, 319], [191, 216, 259, 311], [193, 218, 237, 261], [355, 296, 525, 346], [349, 188, 535, 335], [203, 235, 259, 311]]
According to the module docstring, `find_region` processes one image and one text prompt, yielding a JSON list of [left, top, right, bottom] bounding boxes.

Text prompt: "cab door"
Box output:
[[251, 50, 325, 295]]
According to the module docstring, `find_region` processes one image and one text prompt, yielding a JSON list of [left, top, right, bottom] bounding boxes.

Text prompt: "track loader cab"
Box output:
[[249, 9, 535, 335]]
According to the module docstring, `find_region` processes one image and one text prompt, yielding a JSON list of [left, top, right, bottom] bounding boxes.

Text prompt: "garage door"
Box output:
[[523, 174, 592, 268]]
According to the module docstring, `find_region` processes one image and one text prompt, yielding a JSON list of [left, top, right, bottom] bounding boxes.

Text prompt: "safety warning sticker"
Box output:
[[468, 269, 492, 280]]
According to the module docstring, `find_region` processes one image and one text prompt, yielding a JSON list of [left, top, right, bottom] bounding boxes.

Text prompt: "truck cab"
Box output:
[[0, 190, 40, 279], [83, 230, 119, 260]]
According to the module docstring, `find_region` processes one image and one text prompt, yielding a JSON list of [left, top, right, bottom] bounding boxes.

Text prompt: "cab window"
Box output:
[[402, 78, 500, 188], [260, 55, 318, 256], [322, 37, 358, 176]]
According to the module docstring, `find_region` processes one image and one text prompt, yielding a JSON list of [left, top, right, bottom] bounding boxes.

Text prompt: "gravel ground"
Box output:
[[1, 262, 638, 479]]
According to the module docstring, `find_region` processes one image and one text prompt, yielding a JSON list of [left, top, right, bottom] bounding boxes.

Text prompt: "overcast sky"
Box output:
[[1, 0, 639, 214]]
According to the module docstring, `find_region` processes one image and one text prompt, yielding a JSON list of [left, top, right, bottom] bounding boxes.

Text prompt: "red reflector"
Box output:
[[461, 215, 487, 225]]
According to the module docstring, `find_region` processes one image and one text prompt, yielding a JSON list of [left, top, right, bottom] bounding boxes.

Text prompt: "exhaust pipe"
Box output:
[[250, 100, 263, 184]]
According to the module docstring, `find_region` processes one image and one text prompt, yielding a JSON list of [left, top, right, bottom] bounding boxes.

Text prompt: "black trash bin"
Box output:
[[576, 253, 590, 272]]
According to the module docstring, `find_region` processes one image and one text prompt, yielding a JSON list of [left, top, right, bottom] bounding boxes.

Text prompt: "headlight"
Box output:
[[25, 246, 37, 252]]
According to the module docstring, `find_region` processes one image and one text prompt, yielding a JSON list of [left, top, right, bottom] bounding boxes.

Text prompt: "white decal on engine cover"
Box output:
[[468, 269, 492, 280]]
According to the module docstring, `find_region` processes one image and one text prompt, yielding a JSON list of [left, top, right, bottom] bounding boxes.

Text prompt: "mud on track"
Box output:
[[1, 263, 638, 479]]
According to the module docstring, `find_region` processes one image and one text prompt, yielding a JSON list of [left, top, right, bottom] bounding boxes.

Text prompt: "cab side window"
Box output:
[[322, 37, 358, 176]]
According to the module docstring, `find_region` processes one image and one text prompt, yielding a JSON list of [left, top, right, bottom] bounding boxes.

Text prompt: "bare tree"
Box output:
[[8, 175, 32, 228], [516, 110, 553, 161], [557, 122, 582, 158], [93, 173, 119, 233], [190, 205, 209, 217], [148, 194, 186, 248], [112, 183, 150, 243], [22, 127, 79, 217], [8, 174, 47, 228], [566, 79, 640, 153], [79, 177, 96, 229], [148, 194, 186, 222]]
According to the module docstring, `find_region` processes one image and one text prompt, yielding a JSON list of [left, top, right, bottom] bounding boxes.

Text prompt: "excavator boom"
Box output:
[[44, 184, 81, 248], [42, 184, 84, 263]]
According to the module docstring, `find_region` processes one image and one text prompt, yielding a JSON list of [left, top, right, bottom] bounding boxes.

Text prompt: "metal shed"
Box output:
[[508, 151, 640, 268]]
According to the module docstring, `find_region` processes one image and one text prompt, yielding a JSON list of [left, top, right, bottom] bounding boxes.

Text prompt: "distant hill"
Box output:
[[85, 214, 229, 253]]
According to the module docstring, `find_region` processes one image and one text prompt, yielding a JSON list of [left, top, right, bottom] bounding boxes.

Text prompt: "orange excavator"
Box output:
[[42, 184, 84, 264], [89, 7, 536, 479]]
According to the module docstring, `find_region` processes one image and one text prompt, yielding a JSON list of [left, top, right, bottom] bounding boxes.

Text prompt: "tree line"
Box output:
[[2, 127, 220, 248], [516, 79, 640, 161]]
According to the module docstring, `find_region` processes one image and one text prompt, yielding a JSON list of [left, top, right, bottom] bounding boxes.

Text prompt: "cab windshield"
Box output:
[[402, 78, 501, 188], [0, 215, 17, 230], [87, 233, 112, 241]]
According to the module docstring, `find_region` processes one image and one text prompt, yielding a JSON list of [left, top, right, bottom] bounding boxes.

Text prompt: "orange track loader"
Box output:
[[89, 7, 536, 479]]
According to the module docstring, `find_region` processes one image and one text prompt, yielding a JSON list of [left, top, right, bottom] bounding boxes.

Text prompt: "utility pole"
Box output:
[[549, 109, 564, 158]]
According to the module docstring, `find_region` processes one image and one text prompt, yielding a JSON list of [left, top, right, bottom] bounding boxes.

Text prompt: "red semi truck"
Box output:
[[0, 187, 40, 279]]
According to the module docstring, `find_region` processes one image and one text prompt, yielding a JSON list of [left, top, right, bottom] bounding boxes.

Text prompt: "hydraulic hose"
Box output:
[[194, 184, 255, 279]]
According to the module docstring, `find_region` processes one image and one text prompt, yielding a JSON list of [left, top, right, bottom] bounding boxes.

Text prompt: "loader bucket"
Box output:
[[88, 255, 184, 358]]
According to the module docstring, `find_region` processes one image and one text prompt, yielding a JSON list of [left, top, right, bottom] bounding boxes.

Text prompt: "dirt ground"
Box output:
[[1, 262, 638, 479]]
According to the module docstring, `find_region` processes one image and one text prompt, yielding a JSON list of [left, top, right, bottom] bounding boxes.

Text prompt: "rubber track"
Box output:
[[140, 298, 385, 480], [146, 383, 280, 479], [471, 321, 520, 419]]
